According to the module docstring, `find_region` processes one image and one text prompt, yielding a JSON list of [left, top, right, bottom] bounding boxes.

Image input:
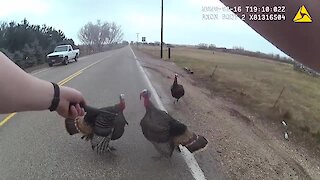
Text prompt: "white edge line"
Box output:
[[130, 46, 137, 59], [130, 46, 207, 180]]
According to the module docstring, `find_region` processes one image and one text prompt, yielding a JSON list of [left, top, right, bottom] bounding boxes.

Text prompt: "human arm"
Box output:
[[0, 52, 85, 118]]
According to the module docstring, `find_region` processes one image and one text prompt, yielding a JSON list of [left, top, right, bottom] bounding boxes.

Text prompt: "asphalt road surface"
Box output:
[[0, 46, 218, 180]]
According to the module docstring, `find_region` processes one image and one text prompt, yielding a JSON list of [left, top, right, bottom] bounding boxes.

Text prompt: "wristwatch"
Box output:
[[49, 82, 60, 111]]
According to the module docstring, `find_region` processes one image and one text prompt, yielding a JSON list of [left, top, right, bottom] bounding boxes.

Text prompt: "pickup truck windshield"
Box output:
[[54, 46, 68, 52]]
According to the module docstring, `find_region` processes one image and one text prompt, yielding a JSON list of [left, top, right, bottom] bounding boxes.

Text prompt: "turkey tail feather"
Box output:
[[65, 118, 79, 135], [173, 128, 208, 153], [184, 135, 208, 153]]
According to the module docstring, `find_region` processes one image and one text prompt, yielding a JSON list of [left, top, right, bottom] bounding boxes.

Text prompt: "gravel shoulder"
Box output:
[[134, 48, 320, 180]]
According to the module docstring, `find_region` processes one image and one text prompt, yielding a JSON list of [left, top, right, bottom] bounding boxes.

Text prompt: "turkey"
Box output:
[[171, 74, 185, 103], [139, 89, 208, 158], [65, 94, 128, 154]]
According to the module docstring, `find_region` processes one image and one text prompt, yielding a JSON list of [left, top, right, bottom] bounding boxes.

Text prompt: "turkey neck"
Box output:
[[118, 99, 125, 111], [143, 97, 153, 109], [173, 76, 178, 85]]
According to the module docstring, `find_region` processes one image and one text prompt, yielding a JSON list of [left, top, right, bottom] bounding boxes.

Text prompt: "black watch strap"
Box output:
[[49, 82, 60, 112]]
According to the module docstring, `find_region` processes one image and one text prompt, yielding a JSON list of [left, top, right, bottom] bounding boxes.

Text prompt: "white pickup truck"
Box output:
[[47, 45, 80, 66]]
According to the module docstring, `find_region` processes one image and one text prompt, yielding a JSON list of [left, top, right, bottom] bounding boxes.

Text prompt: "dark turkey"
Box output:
[[171, 74, 185, 103], [65, 94, 128, 154], [139, 89, 208, 158]]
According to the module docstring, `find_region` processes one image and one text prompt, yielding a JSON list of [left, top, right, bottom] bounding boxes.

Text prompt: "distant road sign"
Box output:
[[142, 37, 146, 42]]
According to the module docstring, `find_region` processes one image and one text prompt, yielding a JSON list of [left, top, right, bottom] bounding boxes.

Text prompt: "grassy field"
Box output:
[[138, 45, 320, 146]]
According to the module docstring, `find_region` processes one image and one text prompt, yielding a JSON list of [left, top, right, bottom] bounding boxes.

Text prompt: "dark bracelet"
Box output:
[[49, 82, 60, 112]]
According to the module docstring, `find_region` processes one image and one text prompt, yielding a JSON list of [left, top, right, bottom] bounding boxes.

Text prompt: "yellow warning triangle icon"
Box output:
[[293, 5, 312, 23]]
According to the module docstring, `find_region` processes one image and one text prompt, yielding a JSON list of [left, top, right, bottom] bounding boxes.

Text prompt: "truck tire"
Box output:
[[63, 57, 68, 65], [49, 63, 53, 67], [74, 54, 78, 62]]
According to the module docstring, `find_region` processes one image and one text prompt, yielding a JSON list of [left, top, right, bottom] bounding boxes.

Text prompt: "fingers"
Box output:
[[79, 108, 85, 116], [75, 104, 81, 114], [69, 105, 85, 118], [68, 104, 85, 119], [74, 104, 85, 117], [56, 86, 87, 119], [69, 105, 78, 119]]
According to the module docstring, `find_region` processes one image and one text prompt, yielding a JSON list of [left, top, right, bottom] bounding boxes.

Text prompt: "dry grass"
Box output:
[[138, 45, 320, 146]]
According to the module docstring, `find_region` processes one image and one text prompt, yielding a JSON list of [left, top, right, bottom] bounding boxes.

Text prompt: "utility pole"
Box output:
[[136, 33, 140, 47], [160, 0, 163, 59]]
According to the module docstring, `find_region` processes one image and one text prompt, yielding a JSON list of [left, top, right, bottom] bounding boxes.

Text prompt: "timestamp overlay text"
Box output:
[[202, 5, 286, 21]]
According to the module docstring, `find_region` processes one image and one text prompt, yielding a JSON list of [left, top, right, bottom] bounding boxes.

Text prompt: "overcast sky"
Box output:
[[0, 0, 288, 57]]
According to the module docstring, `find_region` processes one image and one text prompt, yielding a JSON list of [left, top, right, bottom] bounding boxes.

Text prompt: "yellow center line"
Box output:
[[58, 71, 83, 86], [78, 59, 103, 72], [0, 113, 17, 127], [0, 59, 104, 127]]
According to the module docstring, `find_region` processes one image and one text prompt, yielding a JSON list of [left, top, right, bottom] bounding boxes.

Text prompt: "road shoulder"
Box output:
[[133, 47, 320, 180]]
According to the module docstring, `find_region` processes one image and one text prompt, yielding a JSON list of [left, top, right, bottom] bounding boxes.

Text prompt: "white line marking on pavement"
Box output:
[[130, 46, 207, 180], [130, 46, 137, 59]]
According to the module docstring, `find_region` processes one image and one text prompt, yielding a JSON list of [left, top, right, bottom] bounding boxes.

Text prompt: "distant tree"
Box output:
[[208, 44, 216, 50], [122, 41, 129, 45], [78, 22, 95, 50], [198, 43, 208, 49], [0, 18, 75, 69], [59, 38, 77, 49], [78, 20, 123, 52], [0, 48, 13, 59], [232, 46, 244, 51], [107, 22, 123, 44]]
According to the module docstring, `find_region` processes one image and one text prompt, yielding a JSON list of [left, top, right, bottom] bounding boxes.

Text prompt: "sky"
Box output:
[[0, 0, 289, 57]]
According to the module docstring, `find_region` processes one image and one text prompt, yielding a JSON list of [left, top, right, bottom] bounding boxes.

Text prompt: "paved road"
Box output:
[[0, 46, 202, 179]]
